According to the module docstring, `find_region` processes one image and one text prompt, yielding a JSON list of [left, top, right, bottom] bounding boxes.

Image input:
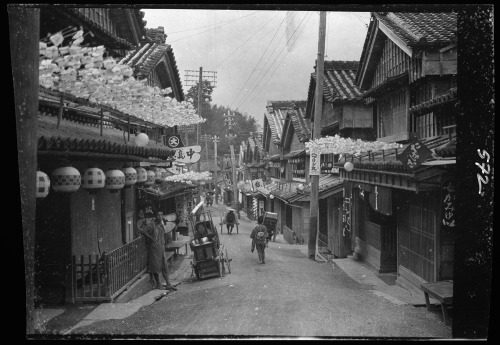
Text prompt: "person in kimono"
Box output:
[[139, 210, 177, 291], [250, 216, 269, 264]]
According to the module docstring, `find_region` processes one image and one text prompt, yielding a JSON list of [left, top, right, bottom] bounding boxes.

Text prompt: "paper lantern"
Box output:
[[156, 167, 167, 183], [36, 171, 50, 198], [134, 132, 149, 147], [144, 169, 156, 186], [344, 162, 354, 172], [135, 167, 148, 184], [51, 166, 81, 193], [81, 166, 105, 194], [269, 194, 274, 199], [121, 167, 138, 187], [104, 169, 125, 192], [297, 184, 304, 191]]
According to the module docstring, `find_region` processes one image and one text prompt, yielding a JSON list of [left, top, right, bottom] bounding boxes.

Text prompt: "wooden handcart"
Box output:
[[188, 208, 231, 280], [219, 209, 239, 234]]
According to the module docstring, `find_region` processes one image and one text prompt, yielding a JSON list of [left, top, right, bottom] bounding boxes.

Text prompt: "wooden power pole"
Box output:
[[308, 11, 327, 260], [196, 67, 203, 204], [213, 136, 220, 204], [9, 5, 40, 334], [230, 144, 240, 219]]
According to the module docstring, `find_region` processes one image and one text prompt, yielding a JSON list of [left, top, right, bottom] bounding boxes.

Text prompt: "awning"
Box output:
[[293, 176, 344, 202], [421, 159, 456, 166]]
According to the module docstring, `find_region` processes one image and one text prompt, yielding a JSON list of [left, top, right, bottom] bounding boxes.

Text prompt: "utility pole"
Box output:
[[308, 11, 327, 260], [196, 67, 203, 204], [230, 144, 240, 220], [213, 135, 221, 204], [200, 134, 212, 190]]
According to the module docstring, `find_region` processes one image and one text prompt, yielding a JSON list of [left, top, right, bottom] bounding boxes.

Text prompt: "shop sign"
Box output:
[[165, 134, 183, 148], [342, 196, 351, 238], [441, 181, 456, 228], [397, 139, 433, 169], [251, 178, 264, 191], [309, 152, 320, 175], [173, 145, 201, 164]]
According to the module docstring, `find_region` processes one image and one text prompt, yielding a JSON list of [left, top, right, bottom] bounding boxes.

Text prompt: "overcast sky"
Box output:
[[141, 9, 371, 125]]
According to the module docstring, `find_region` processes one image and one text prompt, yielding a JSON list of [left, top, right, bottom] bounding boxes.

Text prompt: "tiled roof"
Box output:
[[271, 181, 304, 202], [286, 104, 311, 143], [409, 88, 457, 115], [283, 149, 305, 159], [294, 175, 344, 202], [37, 113, 174, 160], [265, 101, 289, 144], [311, 60, 364, 103], [138, 181, 196, 200], [119, 42, 184, 100], [374, 12, 457, 47]]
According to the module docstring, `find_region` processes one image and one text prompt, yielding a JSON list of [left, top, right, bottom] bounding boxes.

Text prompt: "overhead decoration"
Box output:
[[39, 29, 205, 128], [104, 169, 125, 192], [134, 133, 149, 147], [81, 166, 105, 194], [36, 170, 51, 198], [51, 166, 81, 193], [121, 167, 138, 187], [135, 167, 148, 184], [163, 171, 212, 184], [305, 135, 402, 155], [344, 162, 354, 172]]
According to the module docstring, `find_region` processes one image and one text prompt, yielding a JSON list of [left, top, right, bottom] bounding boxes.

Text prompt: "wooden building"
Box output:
[[341, 12, 457, 293], [35, 8, 189, 305]]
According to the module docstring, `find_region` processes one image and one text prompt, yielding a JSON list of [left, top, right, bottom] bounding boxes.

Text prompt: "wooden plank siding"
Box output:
[[371, 39, 411, 91], [79, 8, 117, 37], [378, 88, 408, 138]]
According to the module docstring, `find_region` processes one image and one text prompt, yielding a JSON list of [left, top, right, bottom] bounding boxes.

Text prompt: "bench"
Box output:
[[164, 251, 175, 267], [165, 239, 190, 260], [420, 280, 453, 325]]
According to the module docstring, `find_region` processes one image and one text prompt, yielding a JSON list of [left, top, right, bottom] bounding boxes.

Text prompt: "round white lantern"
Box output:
[[344, 162, 354, 172], [144, 169, 156, 186], [51, 166, 81, 193], [135, 167, 148, 184], [134, 132, 149, 147], [156, 167, 167, 183], [36, 171, 51, 198], [81, 166, 105, 194], [269, 194, 274, 200], [121, 167, 138, 187], [297, 184, 304, 191], [104, 169, 125, 193]]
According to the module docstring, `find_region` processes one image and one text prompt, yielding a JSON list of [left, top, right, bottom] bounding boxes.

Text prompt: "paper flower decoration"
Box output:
[[305, 135, 402, 155]]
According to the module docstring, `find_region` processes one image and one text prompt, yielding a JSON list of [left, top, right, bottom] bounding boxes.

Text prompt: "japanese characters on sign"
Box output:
[[342, 197, 351, 237], [309, 152, 320, 175], [397, 139, 433, 169], [476, 149, 490, 196], [173, 145, 201, 164], [251, 178, 264, 191], [165, 134, 183, 148], [441, 181, 456, 228]]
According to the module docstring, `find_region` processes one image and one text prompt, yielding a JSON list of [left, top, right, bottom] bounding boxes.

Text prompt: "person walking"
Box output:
[[139, 210, 177, 291], [225, 208, 237, 234], [250, 216, 269, 264]]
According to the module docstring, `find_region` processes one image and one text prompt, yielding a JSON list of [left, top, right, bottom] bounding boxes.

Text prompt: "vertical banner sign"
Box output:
[[310, 152, 320, 175], [342, 196, 352, 239], [176, 195, 186, 224], [397, 139, 433, 169], [442, 181, 456, 228]]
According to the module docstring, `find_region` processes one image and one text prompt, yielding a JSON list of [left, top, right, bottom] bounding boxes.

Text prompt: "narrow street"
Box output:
[[68, 203, 451, 338]]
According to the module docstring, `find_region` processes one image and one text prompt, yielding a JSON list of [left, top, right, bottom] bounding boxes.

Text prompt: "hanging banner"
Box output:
[[165, 134, 183, 148], [368, 185, 393, 216], [342, 196, 352, 239], [173, 145, 201, 164], [309, 152, 320, 175], [397, 139, 433, 169], [441, 180, 456, 229], [251, 178, 264, 191]]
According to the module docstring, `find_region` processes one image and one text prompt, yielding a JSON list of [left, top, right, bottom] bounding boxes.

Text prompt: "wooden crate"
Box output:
[[191, 242, 217, 262], [197, 260, 220, 279]]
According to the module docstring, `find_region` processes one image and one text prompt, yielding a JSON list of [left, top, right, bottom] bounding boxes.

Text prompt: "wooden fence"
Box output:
[[72, 236, 148, 303]]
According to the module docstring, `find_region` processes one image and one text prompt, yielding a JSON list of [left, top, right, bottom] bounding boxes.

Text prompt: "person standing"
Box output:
[[139, 210, 177, 291], [225, 208, 237, 234], [250, 216, 269, 264]]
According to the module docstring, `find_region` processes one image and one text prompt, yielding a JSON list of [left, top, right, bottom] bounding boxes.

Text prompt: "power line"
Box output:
[[215, 14, 281, 70], [165, 11, 260, 35], [228, 12, 291, 109], [235, 12, 311, 111], [240, 12, 313, 110], [168, 11, 260, 43]]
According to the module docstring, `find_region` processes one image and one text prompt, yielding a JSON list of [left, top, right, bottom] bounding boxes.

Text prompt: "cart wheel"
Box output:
[[236, 223, 239, 234], [225, 248, 231, 274]]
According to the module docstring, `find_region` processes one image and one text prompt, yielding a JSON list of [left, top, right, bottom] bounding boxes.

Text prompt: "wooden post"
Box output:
[[197, 67, 203, 204], [230, 145, 240, 219], [9, 5, 40, 334], [213, 136, 220, 204], [309, 11, 327, 260], [57, 94, 64, 129], [100, 109, 104, 136]]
